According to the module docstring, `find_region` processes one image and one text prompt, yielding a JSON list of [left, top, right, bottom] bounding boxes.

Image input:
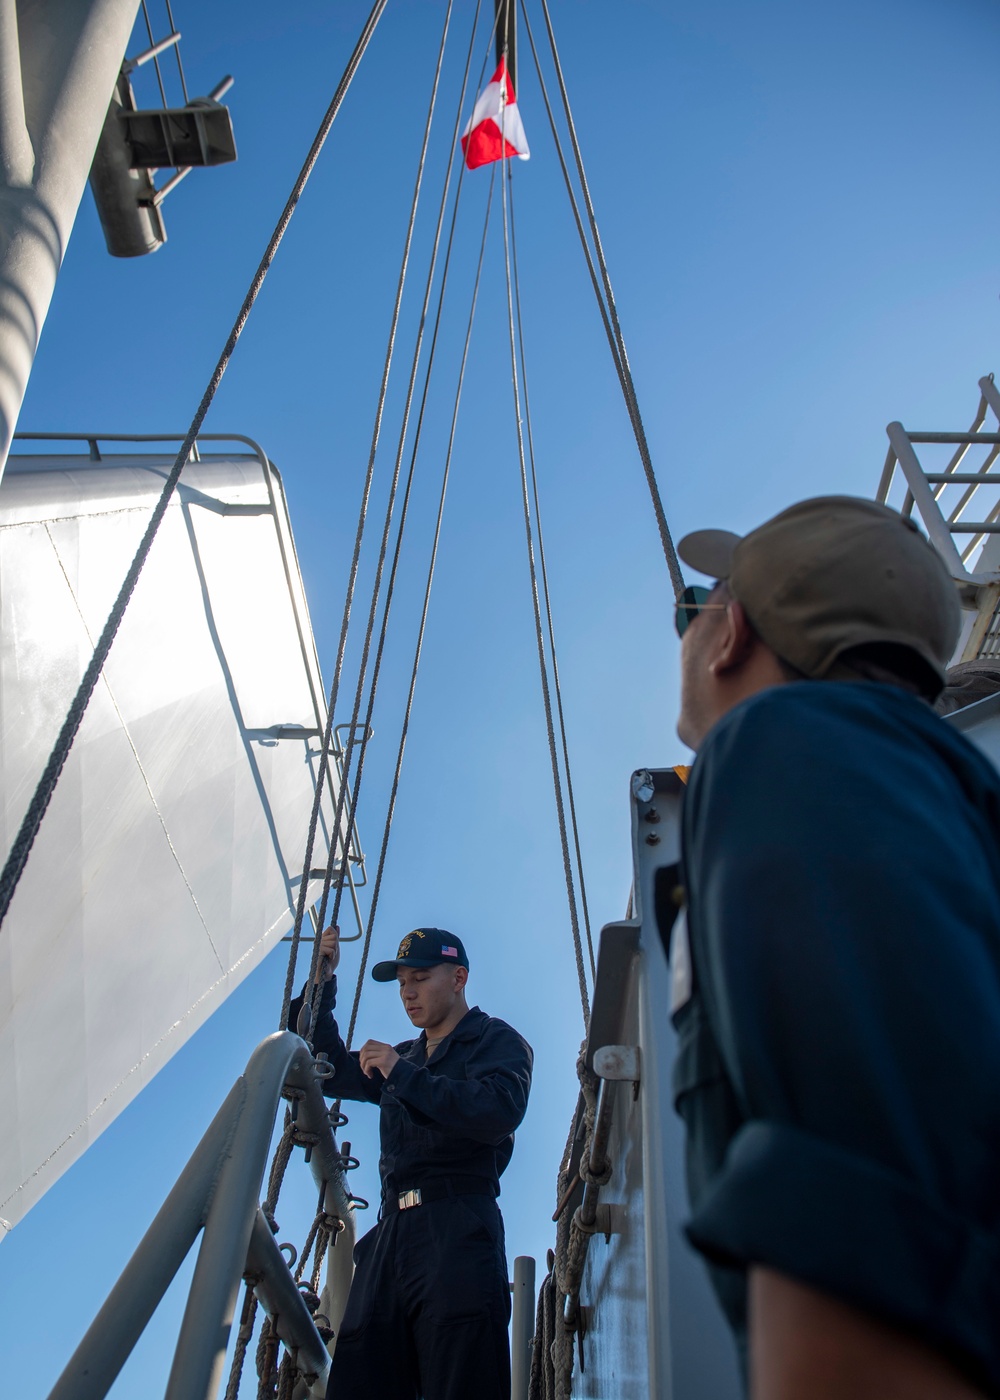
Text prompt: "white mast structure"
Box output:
[[0, 0, 142, 479]]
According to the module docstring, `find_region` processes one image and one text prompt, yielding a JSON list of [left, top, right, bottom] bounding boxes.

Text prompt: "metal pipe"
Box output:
[[960, 500, 1000, 562], [165, 1033, 317, 1400], [47, 1078, 248, 1400], [0, 0, 144, 480], [208, 74, 234, 101], [907, 431, 1000, 444], [979, 376, 1000, 422], [291, 1031, 359, 1346], [46, 1031, 339, 1400], [126, 30, 181, 71], [885, 422, 968, 578], [0, 0, 33, 184], [929, 389, 988, 501], [245, 1210, 330, 1383], [875, 445, 897, 504], [939, 441, 999, 522], [925, 474, 1000, 484], [577, 1078, 615, 1230], [511, 1256, 536, 1400], [152, 164, 191, 205], [291, 1043, 358, 1225]]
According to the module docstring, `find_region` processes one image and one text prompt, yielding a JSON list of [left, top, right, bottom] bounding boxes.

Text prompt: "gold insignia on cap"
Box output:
[[396, 929, 425, 960]]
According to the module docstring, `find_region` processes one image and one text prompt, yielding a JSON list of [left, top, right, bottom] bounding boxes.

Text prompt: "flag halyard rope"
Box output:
[[507, 171, 596, 985], [304, 0, 465, 1013], [279, 0, 456, 1032], [296, 0, 495, 1047], [500, 156, 591, 1032], [343, 161, 497, 1056], [521, 0, 685, 599]]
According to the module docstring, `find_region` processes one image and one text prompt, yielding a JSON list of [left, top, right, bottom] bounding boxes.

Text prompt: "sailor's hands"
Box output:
[[313, 924, 340, 982], [359, 1040, 400, 1079]]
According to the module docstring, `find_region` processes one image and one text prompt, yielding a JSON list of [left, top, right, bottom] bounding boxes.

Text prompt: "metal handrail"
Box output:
[[46, 1031, 356, 1400], [876, 378, 1000, 582]]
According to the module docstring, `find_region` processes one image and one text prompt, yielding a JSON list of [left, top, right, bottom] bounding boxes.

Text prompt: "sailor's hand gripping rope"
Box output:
[[312, 924, 341, 983]]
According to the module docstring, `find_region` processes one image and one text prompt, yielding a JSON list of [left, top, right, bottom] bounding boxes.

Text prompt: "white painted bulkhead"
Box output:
[[0, 444, 348, 1235]]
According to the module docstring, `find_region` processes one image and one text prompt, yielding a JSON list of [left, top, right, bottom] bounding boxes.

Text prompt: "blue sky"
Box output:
[[3, 0, 1000, 1394]]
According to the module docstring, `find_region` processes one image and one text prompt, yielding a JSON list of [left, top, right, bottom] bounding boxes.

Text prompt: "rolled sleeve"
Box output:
[[688, 1120, 1000, 1370]]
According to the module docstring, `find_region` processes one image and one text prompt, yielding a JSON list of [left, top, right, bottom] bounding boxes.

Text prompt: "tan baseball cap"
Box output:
[[677, 496, 961, 692]]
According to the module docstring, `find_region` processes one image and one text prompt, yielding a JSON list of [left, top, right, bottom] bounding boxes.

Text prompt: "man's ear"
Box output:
[[709, 600, 759, 677], [454, 966, 469, 992]]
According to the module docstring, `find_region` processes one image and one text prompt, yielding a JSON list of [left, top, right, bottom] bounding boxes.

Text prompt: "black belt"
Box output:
[[383, 1178, 497, 1212]]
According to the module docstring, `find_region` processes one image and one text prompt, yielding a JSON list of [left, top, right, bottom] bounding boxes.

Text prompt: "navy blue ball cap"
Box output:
[[371, 928, 469, 982]]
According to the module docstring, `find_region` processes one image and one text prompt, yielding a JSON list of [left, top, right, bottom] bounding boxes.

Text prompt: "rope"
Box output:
[[310, 1221, 335, 1295], [261, 1109, 296, 1231], [278, 0, 451, 1031], [516, 5, 621, 377], [343, 160, 497, 1052], [500, 157, 590, 1030], [254, 1317, 279, 1400], [293, 1205, 337, 1295], [303, 0, 487, 1045], [275, 1352, 297, 1400], [163, 0, 189, 104], [223, 1282, 260, 1400], [0, 0, 389, 935], [261, 1, 489, 1373], [507, 171, 595, 983], [140, 0, 169, 111], [336, 12, 500, 1049], [293, 1213, 322, 1284], [302, 0, 481, 1008], [528, 1248, 557, 1400], [534, 0, 682, 596], [519, 0, 684, 598]]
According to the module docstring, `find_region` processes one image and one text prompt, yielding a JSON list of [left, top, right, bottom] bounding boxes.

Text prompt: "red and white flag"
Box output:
[[461, 58, 530, 170]]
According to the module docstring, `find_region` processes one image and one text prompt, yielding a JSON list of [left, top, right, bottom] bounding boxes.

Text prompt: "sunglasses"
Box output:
[[674, 584, 729, 638]]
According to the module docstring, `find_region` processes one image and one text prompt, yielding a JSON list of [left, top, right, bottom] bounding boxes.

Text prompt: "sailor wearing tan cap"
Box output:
[[670, 497, 1000, 1400]]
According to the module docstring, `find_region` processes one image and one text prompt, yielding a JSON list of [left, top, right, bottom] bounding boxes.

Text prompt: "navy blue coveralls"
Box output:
[[289, 975, 533, 1400], [671, 682, 1000, 1393]]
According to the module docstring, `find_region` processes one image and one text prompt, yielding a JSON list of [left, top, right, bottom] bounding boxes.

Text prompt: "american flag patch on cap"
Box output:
[[441, 945, 458, 957]]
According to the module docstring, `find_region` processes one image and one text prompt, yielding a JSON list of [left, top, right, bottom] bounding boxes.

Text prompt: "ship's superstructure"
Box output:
[[0, 435, 363, 1237], [0, 4, 997, 1399]]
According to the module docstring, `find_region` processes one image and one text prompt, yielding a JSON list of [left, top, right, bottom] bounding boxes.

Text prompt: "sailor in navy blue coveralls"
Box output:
[[290, 926, 532, 1400], [671, 497, 1000, 1397]]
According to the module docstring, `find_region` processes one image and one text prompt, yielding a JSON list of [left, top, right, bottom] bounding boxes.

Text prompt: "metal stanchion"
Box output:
[[511, 1254, 536, 1400]]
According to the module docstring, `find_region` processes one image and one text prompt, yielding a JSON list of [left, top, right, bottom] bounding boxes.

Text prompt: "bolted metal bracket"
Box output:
[[593, 1044, 640, 1086], [593, 1202, 625, 1242]]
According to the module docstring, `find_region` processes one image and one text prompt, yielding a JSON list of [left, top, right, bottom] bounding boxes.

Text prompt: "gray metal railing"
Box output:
[[876, 375, 1000, 581], [511, 1255, 536, 1400], [47, 1030, 357, 1400]]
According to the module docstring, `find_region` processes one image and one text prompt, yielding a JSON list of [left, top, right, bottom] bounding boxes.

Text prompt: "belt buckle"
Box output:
[[398, 1188, 422, 1210]]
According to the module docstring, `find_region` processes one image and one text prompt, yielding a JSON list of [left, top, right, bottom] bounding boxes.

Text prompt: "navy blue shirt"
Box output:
[[290, 976, 533, 1199], [673, 682, 1000, 1392]]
